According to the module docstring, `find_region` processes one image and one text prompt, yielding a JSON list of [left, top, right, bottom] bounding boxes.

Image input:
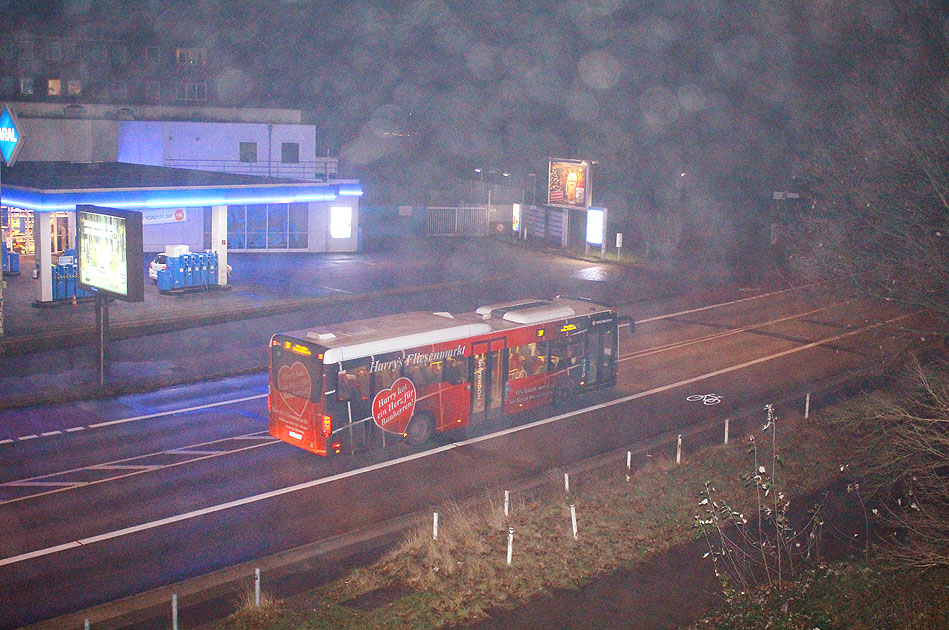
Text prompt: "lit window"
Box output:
[[330, 207, 353, 239], [175, 48, 206, 66], [67, 79, 81, 96], [239, 142, 257, 163], [47, 79, 61, 96]]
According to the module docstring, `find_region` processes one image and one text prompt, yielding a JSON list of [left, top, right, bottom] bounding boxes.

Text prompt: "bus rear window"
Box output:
[[271, 341, 323, 401]]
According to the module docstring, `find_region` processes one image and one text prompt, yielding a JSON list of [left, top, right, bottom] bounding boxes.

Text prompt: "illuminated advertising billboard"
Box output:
[[547, 159, 590, 209], [586, 207, 604, 245], [77, 205, 144, 302]]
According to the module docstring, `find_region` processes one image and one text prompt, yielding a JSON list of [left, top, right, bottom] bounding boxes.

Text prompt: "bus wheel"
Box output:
[[405, 412, 434, 446], [552, 385, 573, 409]]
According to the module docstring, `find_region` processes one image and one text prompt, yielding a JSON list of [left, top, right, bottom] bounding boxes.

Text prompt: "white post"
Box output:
[[504, 490, 510, 517], [724, 418, 730, 444], [570, 504, 578, 539], [210, 204, 228, 285], [84, 620, 90, 630], [507, 527, 514, 565], [432, 512, 439, 540], [255, 568, 261, 607], [35, 211, 53, 302], [626, 450, 632, 482], [676, 434, 682, 465], [564, 472, 570, 493], [172, 593, 178, 630], [805, 392, 811, 419]]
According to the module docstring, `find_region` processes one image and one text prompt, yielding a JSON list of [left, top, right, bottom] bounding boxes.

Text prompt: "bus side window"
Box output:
[[445, 356, 466, 384], [373, 366, 399, 391], [508, 347, 527, 379]]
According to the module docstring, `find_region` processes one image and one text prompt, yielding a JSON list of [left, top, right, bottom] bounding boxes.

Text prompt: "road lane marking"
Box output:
[[166, 450, 226, 456], [89, 465, 163, 471], [0, 439, 12, 445], [634, 283, 824, 324], [0, 311, 916, 569], [88, 393, 268, 429], [65, 427, 85, 432], [18, 435, 38, 441], [6, 481, 82, 487], [619, 304, 842, 361], [41, 431, 61, 437]]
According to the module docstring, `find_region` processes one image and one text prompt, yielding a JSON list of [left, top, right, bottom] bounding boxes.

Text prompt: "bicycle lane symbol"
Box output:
[[686, 393, 723, 405]]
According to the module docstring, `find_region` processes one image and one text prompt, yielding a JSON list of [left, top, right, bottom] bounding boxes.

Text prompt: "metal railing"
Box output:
[[163, 158, 338, 182]]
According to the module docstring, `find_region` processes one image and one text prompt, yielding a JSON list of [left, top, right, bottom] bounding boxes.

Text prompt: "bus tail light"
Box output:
[[320, 415, 332, 438], [331, 442, 342, 454], [267, 395, 272, 411]]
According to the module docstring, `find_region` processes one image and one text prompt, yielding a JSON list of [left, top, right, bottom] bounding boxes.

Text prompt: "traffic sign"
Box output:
[[0, 105, 24, 166]]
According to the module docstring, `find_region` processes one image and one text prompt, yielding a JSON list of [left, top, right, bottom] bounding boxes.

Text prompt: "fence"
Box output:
[[426, 206, 489, 236]]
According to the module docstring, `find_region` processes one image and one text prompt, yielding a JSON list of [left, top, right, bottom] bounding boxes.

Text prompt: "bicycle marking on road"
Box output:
[[0, 311, 917, 569]]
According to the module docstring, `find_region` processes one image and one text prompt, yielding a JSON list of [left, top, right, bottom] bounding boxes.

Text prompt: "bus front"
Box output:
[[269, 335, 338, 455]]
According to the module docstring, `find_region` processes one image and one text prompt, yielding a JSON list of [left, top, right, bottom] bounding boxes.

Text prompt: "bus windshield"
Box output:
[[270, 338, 323, 402]]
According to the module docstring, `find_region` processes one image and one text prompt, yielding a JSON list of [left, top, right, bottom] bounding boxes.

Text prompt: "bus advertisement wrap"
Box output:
[[547, 159, 591, 209], [76, 205, 144, 302], [372, 377, 417, 434]]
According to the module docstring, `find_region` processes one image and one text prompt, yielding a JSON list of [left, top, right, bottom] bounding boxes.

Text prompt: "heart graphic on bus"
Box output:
[[371, 377, 417, 435], [277, 362, 311, 417]]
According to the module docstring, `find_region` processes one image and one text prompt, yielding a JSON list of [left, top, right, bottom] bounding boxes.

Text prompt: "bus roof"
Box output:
[[280, 297, 613, 365]]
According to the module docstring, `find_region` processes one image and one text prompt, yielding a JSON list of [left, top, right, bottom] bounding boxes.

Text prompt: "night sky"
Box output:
[[3, 1, 947, 242]]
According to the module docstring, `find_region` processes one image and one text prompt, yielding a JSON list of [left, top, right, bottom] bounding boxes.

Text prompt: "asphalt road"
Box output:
[[0, 278, 934, 629]]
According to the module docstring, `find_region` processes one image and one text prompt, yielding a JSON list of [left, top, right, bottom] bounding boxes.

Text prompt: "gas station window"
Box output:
[[245, 205, 267, 248], [47, 79, 61, 96], [267, 204, 288, 248], [289, 203, 308, 249], [330, 207, 352, 239]]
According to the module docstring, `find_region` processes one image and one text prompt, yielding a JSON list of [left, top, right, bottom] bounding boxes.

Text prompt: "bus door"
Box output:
[[583, 324, 616, 387], [471, 338, 506, 425]]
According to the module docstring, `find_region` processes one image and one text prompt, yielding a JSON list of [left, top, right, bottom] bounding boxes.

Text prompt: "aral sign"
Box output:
[[0, 105, 23, 166]]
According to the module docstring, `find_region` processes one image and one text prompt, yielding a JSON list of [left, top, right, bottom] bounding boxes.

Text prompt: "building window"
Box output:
[[175, 48, 206, 66], [176, 82, 206, 101], [145, 79, 161, 101], [111, 80, 128, 100], [289, 203, 308, 248], [145, 46, 161, 66], [330, 207, 353, 239], [239, 142, 257, 163], [45, 40, 62, 61], [66, 79, 82, 96], [18, 77, 33, 96], [281, 142, 300, 164], [110, 44, 128, 65], [47, 78, 62, 96]]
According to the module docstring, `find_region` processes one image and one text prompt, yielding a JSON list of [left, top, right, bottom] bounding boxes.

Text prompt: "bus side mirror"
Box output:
[[618, 316, 635, 334]]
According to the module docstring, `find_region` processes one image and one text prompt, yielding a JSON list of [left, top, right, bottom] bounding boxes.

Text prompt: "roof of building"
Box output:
[[1, 161, 303, 190]]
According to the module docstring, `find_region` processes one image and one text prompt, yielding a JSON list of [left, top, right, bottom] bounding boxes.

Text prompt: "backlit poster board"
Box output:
[[77, 205, 144, 302], [547, 159, 591, 209], [586, 207, 604, 245]]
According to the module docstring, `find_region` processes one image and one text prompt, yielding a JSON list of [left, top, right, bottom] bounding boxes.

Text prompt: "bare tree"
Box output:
[[786, 75, 949, 327], [832, 358, 949, 571]]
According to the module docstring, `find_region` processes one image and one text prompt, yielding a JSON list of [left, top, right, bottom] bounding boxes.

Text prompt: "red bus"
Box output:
[[268, 297, 623, 456]]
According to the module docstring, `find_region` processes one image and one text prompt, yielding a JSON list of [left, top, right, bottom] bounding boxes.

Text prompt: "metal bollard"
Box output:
[[255, 568, 260, 608], [507, 527, 514, 565], [676, 434, 682, 465], [570, 504, 578, 539], [433, 512, 439, 540]]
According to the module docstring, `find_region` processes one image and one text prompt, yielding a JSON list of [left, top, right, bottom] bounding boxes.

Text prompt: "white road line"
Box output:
[[230, 435, 279, 441], [65, 427, 85, 432], [5, 481, 82, 488], [87, 393, 267, 430], [41, 431, 61, 437], [89, 465, 163, 471], [0, 439, 12, 445], [0, 311, 915, 569], [635, 283, 820, 324], [165, 450, 225, 457], [18, 435, 38, 441], [619, 304, 840, 361]]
